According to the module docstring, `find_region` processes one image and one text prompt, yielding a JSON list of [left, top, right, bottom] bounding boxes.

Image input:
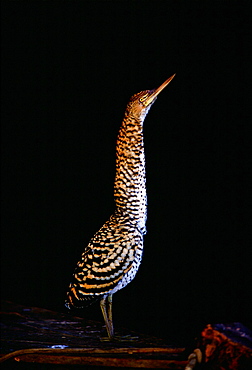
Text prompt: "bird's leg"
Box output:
[[107, 294, 114, 336], [100, 294, 138, 342], [100, 295, 114, 340]]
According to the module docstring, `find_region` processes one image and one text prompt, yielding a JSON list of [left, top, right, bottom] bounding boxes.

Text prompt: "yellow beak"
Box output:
[[145, 74, 176, 106]]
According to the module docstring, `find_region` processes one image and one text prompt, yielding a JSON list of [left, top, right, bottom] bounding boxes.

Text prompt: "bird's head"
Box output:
[[126, 74, 176, 121]]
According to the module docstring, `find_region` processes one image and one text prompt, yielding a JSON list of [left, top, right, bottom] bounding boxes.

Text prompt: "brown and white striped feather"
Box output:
[[66, 213, 143, 308]]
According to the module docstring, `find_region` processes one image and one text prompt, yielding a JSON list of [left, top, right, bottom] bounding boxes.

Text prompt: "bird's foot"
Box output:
[[100, 334, 138, 342]]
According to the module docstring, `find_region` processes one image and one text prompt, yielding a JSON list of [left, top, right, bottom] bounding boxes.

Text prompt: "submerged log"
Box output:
[[0, 301, 186, 368]]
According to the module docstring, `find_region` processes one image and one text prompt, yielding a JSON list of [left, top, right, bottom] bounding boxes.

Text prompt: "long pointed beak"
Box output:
[[145, 74, 176, 106]]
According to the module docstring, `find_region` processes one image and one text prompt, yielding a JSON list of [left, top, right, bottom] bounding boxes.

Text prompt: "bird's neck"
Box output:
[[114, 114, 147, 234]]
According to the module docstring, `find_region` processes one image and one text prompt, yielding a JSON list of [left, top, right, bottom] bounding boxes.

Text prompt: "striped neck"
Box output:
[[114, 113, 147, 234]]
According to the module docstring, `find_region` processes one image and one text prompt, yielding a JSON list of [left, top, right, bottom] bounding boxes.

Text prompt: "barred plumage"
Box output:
[[66, 75, 175, 339]]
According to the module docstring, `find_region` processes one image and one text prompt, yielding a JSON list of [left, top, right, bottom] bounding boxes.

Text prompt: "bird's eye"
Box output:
[[139, 94, 148, 102]]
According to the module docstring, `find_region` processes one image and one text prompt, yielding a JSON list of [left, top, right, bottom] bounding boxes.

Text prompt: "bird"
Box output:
[[65, 74, 176, 340]]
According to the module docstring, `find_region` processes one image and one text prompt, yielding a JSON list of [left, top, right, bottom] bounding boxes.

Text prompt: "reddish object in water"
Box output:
[[200, 323, 252, 369]]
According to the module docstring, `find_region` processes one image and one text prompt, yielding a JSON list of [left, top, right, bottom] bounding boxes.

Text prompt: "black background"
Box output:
[[1, 1, 251, 345]]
